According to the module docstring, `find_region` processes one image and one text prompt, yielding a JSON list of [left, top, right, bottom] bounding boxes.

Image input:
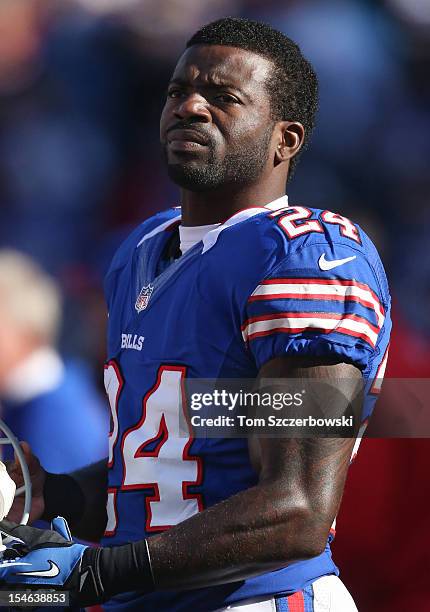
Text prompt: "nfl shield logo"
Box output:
[[135, 284, 154, 312]]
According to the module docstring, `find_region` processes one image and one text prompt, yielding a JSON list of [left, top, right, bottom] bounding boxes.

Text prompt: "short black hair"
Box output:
[[187, 17, 318, 177]]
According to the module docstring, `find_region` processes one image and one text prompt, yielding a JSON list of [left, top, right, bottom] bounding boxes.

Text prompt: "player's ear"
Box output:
[[274, 121, 305, 164]]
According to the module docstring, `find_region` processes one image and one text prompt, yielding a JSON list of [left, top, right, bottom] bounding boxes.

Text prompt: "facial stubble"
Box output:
[[163, 126, 274, 192]]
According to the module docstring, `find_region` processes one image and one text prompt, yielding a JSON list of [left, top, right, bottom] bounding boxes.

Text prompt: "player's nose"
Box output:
[[174, 93, 211, 123]]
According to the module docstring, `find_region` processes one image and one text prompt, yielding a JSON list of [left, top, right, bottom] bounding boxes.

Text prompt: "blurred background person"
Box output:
[[0, 250, 108, 473]]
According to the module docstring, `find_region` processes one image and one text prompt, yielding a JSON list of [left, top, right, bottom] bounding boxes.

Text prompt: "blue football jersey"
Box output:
[[102, 195, 391, 611]]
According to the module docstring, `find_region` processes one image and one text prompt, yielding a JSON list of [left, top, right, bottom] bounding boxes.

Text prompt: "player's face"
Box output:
[[160, 45, 277, 192]]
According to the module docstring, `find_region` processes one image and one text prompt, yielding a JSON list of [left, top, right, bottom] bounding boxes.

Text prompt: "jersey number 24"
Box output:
[[104, 362, 203, 534]]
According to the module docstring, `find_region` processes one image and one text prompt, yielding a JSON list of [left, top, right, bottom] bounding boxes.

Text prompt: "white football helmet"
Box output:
[[0, 418, 31, 525]]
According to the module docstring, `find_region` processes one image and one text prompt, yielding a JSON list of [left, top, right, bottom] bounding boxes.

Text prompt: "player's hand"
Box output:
[[0, 517, 104, 606], [6, 442, 46, 523]]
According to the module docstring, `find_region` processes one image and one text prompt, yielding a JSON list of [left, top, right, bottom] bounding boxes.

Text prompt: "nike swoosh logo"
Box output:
[[318, 253, 356, 271], [15, 560, 60, 578]]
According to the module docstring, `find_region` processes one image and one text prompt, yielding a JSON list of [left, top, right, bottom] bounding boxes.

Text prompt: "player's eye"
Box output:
[[167, 88, 184, 99], [215, 93, 240, 105]]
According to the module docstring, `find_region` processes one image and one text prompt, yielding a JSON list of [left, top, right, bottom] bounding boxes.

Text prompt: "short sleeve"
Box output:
[[242, 243, 389, 374]]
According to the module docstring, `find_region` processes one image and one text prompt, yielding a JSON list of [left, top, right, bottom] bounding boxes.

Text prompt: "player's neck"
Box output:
[[180, 182, 287, 226]]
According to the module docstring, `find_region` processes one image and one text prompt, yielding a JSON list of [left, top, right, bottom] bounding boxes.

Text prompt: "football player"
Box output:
[[0, 17, 390, 611]]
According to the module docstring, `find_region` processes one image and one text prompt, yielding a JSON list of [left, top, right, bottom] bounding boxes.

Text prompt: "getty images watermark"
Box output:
[[181, 379, 361, 438], [190, 388, 305, 411]]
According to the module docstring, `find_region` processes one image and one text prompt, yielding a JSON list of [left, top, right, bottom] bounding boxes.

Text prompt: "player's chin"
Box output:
[[166, 162, 217, 192]]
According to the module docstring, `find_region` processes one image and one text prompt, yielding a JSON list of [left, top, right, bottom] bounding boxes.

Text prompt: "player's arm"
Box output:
[[7, 448, 108, 541], [147, 357, 361, 589]]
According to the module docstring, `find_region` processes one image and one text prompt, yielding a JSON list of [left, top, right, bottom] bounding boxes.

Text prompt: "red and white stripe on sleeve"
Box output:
[[242, 277, 385, 349]]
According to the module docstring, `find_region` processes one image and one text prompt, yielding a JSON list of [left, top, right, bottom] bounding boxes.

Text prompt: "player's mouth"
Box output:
[[167, 129, 209, 152]]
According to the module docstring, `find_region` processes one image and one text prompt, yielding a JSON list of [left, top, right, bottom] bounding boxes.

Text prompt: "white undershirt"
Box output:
[[179, 223, 221, 255]]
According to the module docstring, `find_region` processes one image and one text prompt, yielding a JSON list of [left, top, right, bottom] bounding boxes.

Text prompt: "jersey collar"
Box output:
[[264, 194, 289, 211], [202, 194, 289, 254]]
